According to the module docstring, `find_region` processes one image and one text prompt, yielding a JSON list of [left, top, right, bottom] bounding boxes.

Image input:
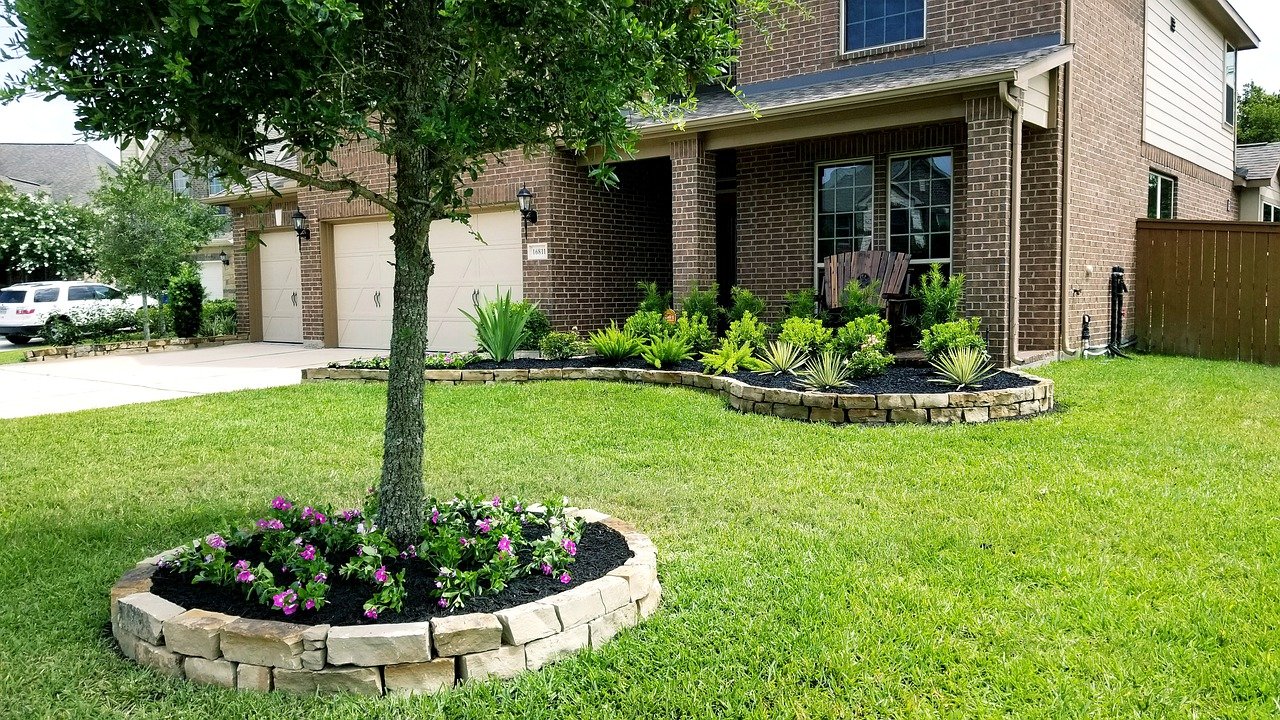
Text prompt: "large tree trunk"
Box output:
[[377, 155, 435, 546]]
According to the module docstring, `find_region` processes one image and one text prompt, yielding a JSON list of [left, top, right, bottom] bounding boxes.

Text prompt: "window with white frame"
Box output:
[[889, 152, 952, 273], [1148, 171, 1176, 219], [844, 0, 926, 54], [1264, 202, 1280, 223], [1225, 43, 1238, 126], [815, 161, 875, 281]]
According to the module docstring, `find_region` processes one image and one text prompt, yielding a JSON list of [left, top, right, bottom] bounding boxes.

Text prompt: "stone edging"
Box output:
[[25, 334, 249, 362], [110, 510, 659, 696], [303, 365, 1055, 425]]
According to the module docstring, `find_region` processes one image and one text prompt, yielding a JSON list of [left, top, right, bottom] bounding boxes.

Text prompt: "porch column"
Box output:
[[671, 135, 717, 300], [964, 95, 1015, 365]]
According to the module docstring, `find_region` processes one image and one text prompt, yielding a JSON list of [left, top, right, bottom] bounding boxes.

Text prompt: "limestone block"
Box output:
[[889, 408, 929, 424], [301, 624, 330, 651], [525, 625, 590, 670], [384, 659, 456, 695], [930, 407, 963, 424], [164, 609, 236, 660], [545, 584, 607, 629], [220, 618, 308, 669], [183, 657, 236, 688], [912, 393, 949, 409], [116, 593, 185, 645], [236, 664, 272, 692], [847, 408, 888, 423], [809, 406, 845, 423], [638, 581, 663, 619], [274, 666, 383, 697], [837, 394, 877, 409], [430, 614, 502, 657], [494, 602, 561, 645], [135, 641, 184, 678], [458, 645, 526, 682], [608, 563, 657, 602], [327, 622, 432, 666], [877, 394, 914, 409], [963, 406, 990, 423], [589, 604, 639, 649]]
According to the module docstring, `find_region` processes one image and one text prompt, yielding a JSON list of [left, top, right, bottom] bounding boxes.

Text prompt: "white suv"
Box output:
[[0, 281, 148, 345]]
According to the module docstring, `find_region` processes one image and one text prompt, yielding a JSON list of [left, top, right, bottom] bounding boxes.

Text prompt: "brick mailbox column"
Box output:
[[964, 95, 1015, 366], [670, 136, 717, 300]]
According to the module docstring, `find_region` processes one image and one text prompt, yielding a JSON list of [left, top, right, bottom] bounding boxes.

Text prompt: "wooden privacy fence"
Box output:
[[1135, 220, 1280, 365]]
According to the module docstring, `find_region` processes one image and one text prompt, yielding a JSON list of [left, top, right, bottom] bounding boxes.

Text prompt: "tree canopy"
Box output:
[[0, 183, 100, 285], [4, 0, 790, 543], [1238, 83, 1280, 145]]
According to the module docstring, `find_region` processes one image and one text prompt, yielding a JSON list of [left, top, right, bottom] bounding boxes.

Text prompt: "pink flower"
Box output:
[[271, 496, 293, 511], [492, 496, 502, 508], [272, 590, 296, 608], [437, 598, 448, 608], [514, 503, 523, 513], [561, 539, 577, 557], [234, 559, 250, 571], [430, 507, 440, 524], [458, 537, 469, 547], [236, 570, 255, 583], [339, 509, 361, 522], [477, 518, 492, 534], [256, 518, 284, 531], [435, 581, 444, 589], [301, 507, 328, 526], [541, 562, 553, 576], [497, 536, 512, 554], [304, 599, 316, 610], [205, 534, 227, 550], [314, 572, 327, 583], [559, 572, 572, 584], [282, 604, 297, 616], [300, 544, 316, 561], [364, 608, 378, 619], [374, 566, 389, 584]]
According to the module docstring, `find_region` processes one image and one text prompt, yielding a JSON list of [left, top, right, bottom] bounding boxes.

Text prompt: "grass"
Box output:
[[0, 348, 26, 364], [1, 355, 1278, 718]]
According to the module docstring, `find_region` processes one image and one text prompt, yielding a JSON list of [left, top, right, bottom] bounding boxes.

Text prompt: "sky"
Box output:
[[1, 0, 1278, 164]]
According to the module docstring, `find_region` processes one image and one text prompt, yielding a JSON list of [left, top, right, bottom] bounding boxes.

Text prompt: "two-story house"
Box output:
[[222, 0, 1259, 365]]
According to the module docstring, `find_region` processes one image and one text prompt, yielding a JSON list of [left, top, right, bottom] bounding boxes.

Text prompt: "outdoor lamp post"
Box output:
[[517, 184, 537, 247], [219, 250, 230, 266], [292, 209, 310, 249]]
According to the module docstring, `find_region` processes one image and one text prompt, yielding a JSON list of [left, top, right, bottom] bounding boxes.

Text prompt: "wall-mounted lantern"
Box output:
[[219, 250, 230, 266], [292, 209, 310, 250]]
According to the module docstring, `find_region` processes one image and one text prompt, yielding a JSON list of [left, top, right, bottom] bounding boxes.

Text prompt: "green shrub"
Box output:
[[680, 282, 723, 331], [833, 315, 889, 357], [136, 305, 173, 337], [778, 316, 832, 355], [725, 311, 768, 351], [919, 317, 985, 361], [848, 346, 894, 378], [168, 263, 205, 338], [424, 351, 480, 369], [755, 340, 808, 376], [796, 351, 853, 391], [929, 345, 998, 390], [700, 339, 763, 375], [641, 335, 693, 369], [201, 298, 237, 336], [727, 286, 765, 324], [910, 263, 964, 330], [674, 311, 715, 353], [782, 287, 817, 320], [636, 280, 672, 314], [587, 322, 643, 362], [623, 310, 670, 341], [44, 305, 139, 346], [836, 278, 881, 323], [517, 302, 551, 350], [539, 331, 585, 360], [460, 288, 532, 362]]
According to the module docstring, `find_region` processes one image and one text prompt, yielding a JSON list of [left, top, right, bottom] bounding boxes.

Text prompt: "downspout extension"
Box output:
[[1059, 0, 1077, 356], [1000, 81, 1023, 367]]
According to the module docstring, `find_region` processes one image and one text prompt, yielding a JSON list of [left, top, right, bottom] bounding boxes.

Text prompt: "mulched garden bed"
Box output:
[[151, 522, 631, 626], [458, 357, 1039, 396]]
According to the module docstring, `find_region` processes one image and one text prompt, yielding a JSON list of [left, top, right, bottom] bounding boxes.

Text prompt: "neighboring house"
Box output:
[[1235, 143, 1280, 222], [0, 143, 116, 204], [217, 0, 1259, 365], [128, 137, 237, 301]]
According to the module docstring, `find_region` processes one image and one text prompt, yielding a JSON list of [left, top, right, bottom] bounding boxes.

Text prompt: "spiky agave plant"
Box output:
[[459, 288, 533, 362], [928, 346, 998, 390], [795, 351, 853, 391], [755, 340, 808, 376]]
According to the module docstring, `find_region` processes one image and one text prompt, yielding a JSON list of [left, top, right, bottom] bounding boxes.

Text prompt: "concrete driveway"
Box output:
[[0, 343, 370, 419]]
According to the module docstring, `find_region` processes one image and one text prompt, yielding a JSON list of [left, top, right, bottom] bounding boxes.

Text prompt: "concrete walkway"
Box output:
[[0, 343, 371, 419]]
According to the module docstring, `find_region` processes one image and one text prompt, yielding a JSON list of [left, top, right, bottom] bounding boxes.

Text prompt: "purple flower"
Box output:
[[236, 570, 255, 583], [271, 496, 293, 511], [292, 536, 303, 546], [314, 572, 328, 584], [541, 562, 553, 576], [256, 518, 284, 531], [301, 507, 328, 526], [300, 544, 316, 561], [437, 598, 448, 608], [272, 590, 296, 609], [514, 503, 523, 513], [364, 608, 379, 619], [282, 604, 298, 616], [235, 559, 250, 571], [374, 566, 389, 584], [430, 507, 440, 525], [304, 599, 316, 611], [492, 496, 502, 508], [339, 509, 361, 522], [559, 572, 572, 584], [477, 517, 493, 534], [561, 538, 577, 557], [205, 534, 227, 550], [435, 581, 444, 589], [497, 536, 512, 554], [458, 537, 469, 547]]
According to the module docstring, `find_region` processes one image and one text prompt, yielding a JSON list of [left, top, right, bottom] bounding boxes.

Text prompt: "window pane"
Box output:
[[1147, 174, 1159, 219], [0, 290, 27, 303], [34, 288, 59, 302], [845, 0, 925, 51], [890, 208, 909, 235], [889, 153, 952, 263], [1159, 176, 1175, 219], [815, 161, 875, 262], [68, 286, 94, 301]]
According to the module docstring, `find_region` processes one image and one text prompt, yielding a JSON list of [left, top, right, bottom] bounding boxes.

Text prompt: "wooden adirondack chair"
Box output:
[[820, 250, 912, 311]]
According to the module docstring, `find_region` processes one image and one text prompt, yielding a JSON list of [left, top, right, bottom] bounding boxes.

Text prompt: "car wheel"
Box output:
[[4, 335, 31, 345]]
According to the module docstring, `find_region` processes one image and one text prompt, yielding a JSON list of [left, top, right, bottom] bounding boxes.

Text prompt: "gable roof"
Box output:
[[0, 143, 117, 205], [1236, 143, 1280, 182]]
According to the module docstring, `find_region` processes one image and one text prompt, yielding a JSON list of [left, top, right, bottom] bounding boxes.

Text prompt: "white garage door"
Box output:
[[257, 231, 302, 343], [198, 260, 225, 300], [332, 210, 523, 351]]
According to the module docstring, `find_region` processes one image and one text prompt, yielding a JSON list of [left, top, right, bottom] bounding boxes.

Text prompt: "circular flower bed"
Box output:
[[110, 495, 658, 696]]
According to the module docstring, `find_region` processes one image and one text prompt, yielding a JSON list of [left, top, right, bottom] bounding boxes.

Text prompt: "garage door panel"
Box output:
[[258, 231, 302, 343]]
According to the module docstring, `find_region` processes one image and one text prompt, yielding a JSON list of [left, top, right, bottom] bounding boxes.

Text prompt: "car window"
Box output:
[[67, 286, 95, 301], [0, 290, 27, 303], [34, 288, 60, 303], [95, 285, 126, 300]]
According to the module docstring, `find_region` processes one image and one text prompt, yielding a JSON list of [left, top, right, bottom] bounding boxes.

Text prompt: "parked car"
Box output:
[[0, 281, 151, 345]]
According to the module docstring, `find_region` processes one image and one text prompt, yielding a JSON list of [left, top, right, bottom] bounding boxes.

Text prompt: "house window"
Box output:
[[171, 169, 190, 197], [1264, 203, 1280, 222], [815, 161, 875, 280], [889, 152, 953, 273], [1147, 171, 1177, 219], [1225, 44, 1238, 126], [844, 0, 926, 53], [208, 172, 225, 195]]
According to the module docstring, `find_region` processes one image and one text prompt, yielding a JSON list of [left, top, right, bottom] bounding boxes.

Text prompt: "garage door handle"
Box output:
[[374, 291, 380, 308], [291, 292, 298, 307]]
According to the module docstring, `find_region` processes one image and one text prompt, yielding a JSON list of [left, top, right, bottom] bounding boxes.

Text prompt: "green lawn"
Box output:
[[0, 347, 26, 364], [1, 355, 1278, 718]]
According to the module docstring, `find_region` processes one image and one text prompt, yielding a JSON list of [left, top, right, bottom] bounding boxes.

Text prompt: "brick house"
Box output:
[[221, 0, 1259, 365]]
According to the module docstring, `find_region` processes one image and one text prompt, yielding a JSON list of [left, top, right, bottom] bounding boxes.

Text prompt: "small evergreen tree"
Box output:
[[168, 264, 205, 338]]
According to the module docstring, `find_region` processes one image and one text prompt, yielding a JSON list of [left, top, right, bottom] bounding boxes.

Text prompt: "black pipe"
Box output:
[[1107, 267, 1130, 359]]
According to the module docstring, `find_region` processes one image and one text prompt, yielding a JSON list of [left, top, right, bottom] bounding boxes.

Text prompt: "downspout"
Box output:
[[999, 81, 1022, 367], [1058, 0, 1077, 356]]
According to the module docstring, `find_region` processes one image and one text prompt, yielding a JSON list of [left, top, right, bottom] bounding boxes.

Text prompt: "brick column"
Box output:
[[964, 95, 1014, 365], [670, 136, 717, 299], [296, 190, 326, 348]]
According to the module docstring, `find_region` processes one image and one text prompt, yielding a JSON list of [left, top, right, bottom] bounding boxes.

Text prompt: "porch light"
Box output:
[[517, 185, 538, 224], [219, 250, 229, 266], [292, 209, 311, 246]]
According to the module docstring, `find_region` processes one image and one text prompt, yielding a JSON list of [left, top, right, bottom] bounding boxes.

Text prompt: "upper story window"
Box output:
[[1264, 203, 1280, 223], [171, 169, 190, 197], [208, 172, 225, 196], [1148, 171, 1177, 219], [1225, 43, 1238, 126], [844, 0, 926, 54]]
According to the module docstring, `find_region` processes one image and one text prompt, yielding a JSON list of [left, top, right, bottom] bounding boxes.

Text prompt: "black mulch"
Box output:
[[461, 356, 1037, 395], [150, 522, 632, 626]]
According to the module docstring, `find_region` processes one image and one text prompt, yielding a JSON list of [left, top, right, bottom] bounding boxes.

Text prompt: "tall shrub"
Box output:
[[910, 264, 964, 330], [168, 264, 205, 338]]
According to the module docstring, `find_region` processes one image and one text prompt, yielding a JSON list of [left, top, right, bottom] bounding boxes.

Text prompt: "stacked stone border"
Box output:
[[24, 334, 249, 362], [302, 365, 1055, 424], [110, 511, 659, 696]]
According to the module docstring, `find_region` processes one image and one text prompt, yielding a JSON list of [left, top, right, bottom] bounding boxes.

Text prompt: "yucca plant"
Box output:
[[755, 340, 808, 376], [796, 351, 853, 391], [700, 339, 763, 375], [641, 335, 693, 369], [929, 346, 998, 390], [459, 288, 534, 362], [587, 322, 644, 362]]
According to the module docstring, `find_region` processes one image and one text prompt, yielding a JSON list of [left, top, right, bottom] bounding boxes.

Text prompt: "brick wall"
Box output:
[[738, 0, 1063, 86], [1019, 84, 1064, 352], [671, 137, 718, 299], [736, 121, 969, 322], [230, 197, 298, 337], [964, 95, 1014, 364]]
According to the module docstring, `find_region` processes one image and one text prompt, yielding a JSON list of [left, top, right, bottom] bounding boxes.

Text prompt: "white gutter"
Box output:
[[1000, 81, 1023, 367], [1059, 0, 1077, 356]]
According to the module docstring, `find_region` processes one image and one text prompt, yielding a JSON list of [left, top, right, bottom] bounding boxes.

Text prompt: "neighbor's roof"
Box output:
[[636, 35, 1073, 132], [0, 143, 117, 204], [1235, 143, 1280, 182], [207, 141, 299, 202]]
